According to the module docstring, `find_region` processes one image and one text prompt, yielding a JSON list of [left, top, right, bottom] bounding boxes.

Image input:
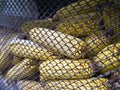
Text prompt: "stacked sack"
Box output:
[[0, 0, 119, 90]]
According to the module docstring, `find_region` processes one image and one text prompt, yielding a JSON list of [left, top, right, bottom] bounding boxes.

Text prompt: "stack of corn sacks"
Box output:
[[2, 0, 120, 90]]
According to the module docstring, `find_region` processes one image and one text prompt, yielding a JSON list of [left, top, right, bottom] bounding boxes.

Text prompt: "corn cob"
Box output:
[[39, 59, 94, 81], [103, 12, 120, 33], [21, 18, 54, 32], [4, 59, 38, 80], [53, 0, 106, 20], [30, 28, 86, 59], [45, 78, 108, 90], [0, 47, 11, 72], [56, 13, 100, 37], [17, 80, 44, 90], [0, 36, 16, 72], [85, 31, 111, 57], [103, 1, 120, 32], [9, 39, 59, 60], [93, 43, 120, 73]]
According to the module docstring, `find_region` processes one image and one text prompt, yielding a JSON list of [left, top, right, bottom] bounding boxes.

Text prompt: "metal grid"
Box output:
[[0, 0, 120, 90]]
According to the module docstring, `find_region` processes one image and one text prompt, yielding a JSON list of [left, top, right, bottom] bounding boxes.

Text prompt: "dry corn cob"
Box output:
[[56, 13, 100, 37], [103, 13, 120, 33], [85, 31, 111, 57], [30, 28, 86, 59], [21, 18, 54, 32], [103, 1, 120, 32], [39, 59, 94, 81], [17, 80, 44, 90], [0, 47, 11, 72], [4, 59, 38, 80], [0, 35, 16, 72], [53, 0, 106, 20], [9, 39, 59, 60], [93, 43, 120, 73], [45, 78, 108, 90]]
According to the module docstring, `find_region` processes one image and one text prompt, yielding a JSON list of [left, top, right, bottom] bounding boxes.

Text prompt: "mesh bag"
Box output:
[[0, 0, 120, 90]]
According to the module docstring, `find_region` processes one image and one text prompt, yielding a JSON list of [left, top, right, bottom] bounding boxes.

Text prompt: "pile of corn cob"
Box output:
[[0, 0, 120, 90]]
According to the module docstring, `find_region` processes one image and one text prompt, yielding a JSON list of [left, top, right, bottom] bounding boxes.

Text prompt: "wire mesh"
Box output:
[[0, 0, 120, 90]]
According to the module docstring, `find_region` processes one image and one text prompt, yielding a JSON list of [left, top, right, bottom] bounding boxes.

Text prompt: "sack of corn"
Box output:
[[0, 0, 119, 89]]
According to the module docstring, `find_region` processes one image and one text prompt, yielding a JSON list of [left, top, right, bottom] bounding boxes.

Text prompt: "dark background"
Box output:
[[0, 0, 78, 31], [34, 0, 78, 19]]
